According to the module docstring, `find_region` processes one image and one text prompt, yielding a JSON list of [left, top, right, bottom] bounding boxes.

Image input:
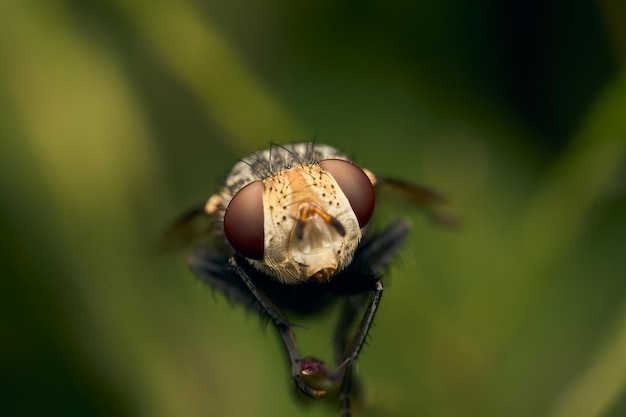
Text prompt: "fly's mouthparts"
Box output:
[[312, 267, 335, 280]]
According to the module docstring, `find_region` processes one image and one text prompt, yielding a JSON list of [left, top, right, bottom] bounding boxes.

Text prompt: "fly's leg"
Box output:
[[336, 280, 383, 417], [229, 256, 326, 399], [329, 221, 409, 415], [189, 248, 325, 398], [333, 296, 363, 367]]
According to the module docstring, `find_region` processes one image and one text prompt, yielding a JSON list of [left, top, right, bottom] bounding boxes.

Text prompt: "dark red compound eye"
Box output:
[[319, 159, 375, 227], [223, 180, 265, 259]]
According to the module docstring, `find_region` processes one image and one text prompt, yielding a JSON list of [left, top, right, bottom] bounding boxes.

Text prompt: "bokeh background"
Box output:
[[2, 1, 626, 416]]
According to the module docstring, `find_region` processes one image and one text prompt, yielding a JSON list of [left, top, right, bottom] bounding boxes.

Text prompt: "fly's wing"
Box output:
[[374, 176, 461, 228], [156, 204, 213, 253], [156, 189, 230, 254]]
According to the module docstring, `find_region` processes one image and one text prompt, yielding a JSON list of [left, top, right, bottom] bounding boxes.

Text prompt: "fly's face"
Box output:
[[220, 158, 376, 284]]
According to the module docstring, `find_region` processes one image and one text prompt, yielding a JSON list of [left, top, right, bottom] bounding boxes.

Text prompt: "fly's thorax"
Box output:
[[250, 163, 362, 284]]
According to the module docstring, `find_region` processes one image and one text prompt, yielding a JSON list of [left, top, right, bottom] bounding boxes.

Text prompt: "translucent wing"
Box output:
[[374, 176, 461, 228], [155, 203, 217, 253]]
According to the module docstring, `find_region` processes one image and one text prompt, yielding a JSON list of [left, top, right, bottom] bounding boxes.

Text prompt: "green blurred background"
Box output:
[[2, 1, 626, 416]]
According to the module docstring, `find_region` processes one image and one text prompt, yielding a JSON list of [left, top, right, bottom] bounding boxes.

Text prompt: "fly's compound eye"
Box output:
[[320, 159, 375, 227], [223, 180, 264, 259]]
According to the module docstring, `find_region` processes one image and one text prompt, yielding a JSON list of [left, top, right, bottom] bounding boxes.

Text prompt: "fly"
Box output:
[[161, 142, 456, 416]]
